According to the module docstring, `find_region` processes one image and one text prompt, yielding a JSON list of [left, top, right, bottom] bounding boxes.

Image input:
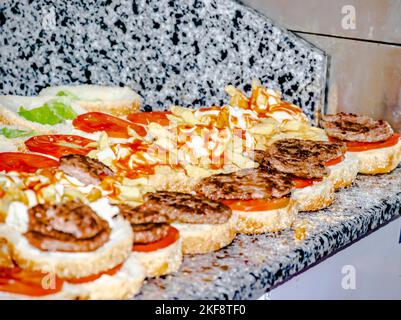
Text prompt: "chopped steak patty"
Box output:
[[257, 139, 346, 179], [132, 223, 170, 244], [118, 203, 170, 225], [321, 113, 394, 142], [125, 192, 232, 224], [25, 201, 110, 252], [59, 154, 114, 185], [195, 168, 293, 201]]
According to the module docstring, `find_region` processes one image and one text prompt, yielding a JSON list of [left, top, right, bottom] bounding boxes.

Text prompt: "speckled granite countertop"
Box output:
[[137, 167, 401, 300], [0, 0, 327, 122]]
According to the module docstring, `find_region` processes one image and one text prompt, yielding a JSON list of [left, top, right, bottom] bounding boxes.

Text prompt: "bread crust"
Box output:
[[0, 256, 146, 300], [172, 216, 237, 254], [350, 140, 401, 175], [132, 237, 182, 277], [327, 153, 359, 189], [0, 219, 134, 279], [292, 178, 335, 211], [233, 198, 298, 234], [77, 100, 140, 116]]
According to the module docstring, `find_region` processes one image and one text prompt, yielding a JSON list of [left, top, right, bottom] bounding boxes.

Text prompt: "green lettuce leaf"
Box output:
[[0, 127, 36, 139], [18, 100, 77, 125]]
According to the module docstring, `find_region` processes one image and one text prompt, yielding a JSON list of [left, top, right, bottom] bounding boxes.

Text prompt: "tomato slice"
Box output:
[[132, 226, 179, 252], [222, 197, 290, 212], [0, 152, 59, 173], [329, 133, 400, 152], [325, 155, 344, 167], [73, 112, 146, 138], [25, 135, 96, 159], [293, 177, 322, 189], [0, 267, 64, 297], [127, 111, 172, 127], [66, 264, 122, 284]]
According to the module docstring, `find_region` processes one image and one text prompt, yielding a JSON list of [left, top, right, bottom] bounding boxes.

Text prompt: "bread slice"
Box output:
[[292, 177, 335, 211], [0, 95, 87, 134], [327, 153, 359, 189], [171, 216, 237, 254], [39, 85, 141, 116], [232, 198, 298, 234], [132, 237, 182, 277], [0, 201, 134, 279], [0, 136, 20, 152], [349, 140, 401, 175], [0, 255, 145, 300]]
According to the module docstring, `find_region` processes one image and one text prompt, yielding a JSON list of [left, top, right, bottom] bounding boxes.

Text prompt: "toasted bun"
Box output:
[[350, 140, 401, 175], [292, 178, 335, 211], [0, 255, 145, 300], [327, 153, 359, 189], [232, 198, 298, 234], [39, 85, 141, 116], [132, 237, 182, 277], [63, 255, 145, 300], [0, 217, 134, 279], [171, 216, 237, 254]]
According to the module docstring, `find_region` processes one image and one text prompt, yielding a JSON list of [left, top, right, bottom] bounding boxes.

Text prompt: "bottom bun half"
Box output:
[[171, 216, 237, 255], [327, 153, 359, 189], [131, 237, 183, 277], [0, 256, 146, 300], [350, 140, 401, 175], [292, 178, 335, 212], [232, 198, 298, 234]]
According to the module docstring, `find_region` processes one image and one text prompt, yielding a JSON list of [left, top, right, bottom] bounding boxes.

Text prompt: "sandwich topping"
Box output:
[[195, 168, 293, 200], [132, 223, 171, 244], [121, 192, 232, 225], [321, 113, 394, 143], [59, 154, 114, 185], [257, 139, 346, 179], [24, 201, 111, 252]]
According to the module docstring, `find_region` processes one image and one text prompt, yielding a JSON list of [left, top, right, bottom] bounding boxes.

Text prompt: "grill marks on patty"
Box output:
[[132, 223, 170, 244], [257, 139, 347, 179], [195, 168, 293, 200], [119, 192, 232, 225], [59, 154, 114, 185], [321, 113, 394, 142], [25, 201, 110, 252]]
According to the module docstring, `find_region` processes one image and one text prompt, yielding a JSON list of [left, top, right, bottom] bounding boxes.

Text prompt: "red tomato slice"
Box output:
[[25, 135, 96, 159], [0, 267, 64, 297], [329, 133, 400, 152], [66, 264, 122, 284], [0, 152, 58, 173], [127, 111, 172, 127], [222, 197, 290, 212], [293, 177, 322, 189], [73, 112, 146, 138], [132, 226, 179, 252], [325, 155, 344, 167]]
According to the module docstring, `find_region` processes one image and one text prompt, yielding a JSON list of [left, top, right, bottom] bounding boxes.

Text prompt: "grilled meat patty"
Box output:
[[257, 139, 347, 179], [195, 168, 293, 201], [118, 203, 170, 225], [122, 192, 232, 225], [132, 223, 170, 244], [24, 201, 110, 252], [59, 154, 114, 185], [321, 113, 394, 142]]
